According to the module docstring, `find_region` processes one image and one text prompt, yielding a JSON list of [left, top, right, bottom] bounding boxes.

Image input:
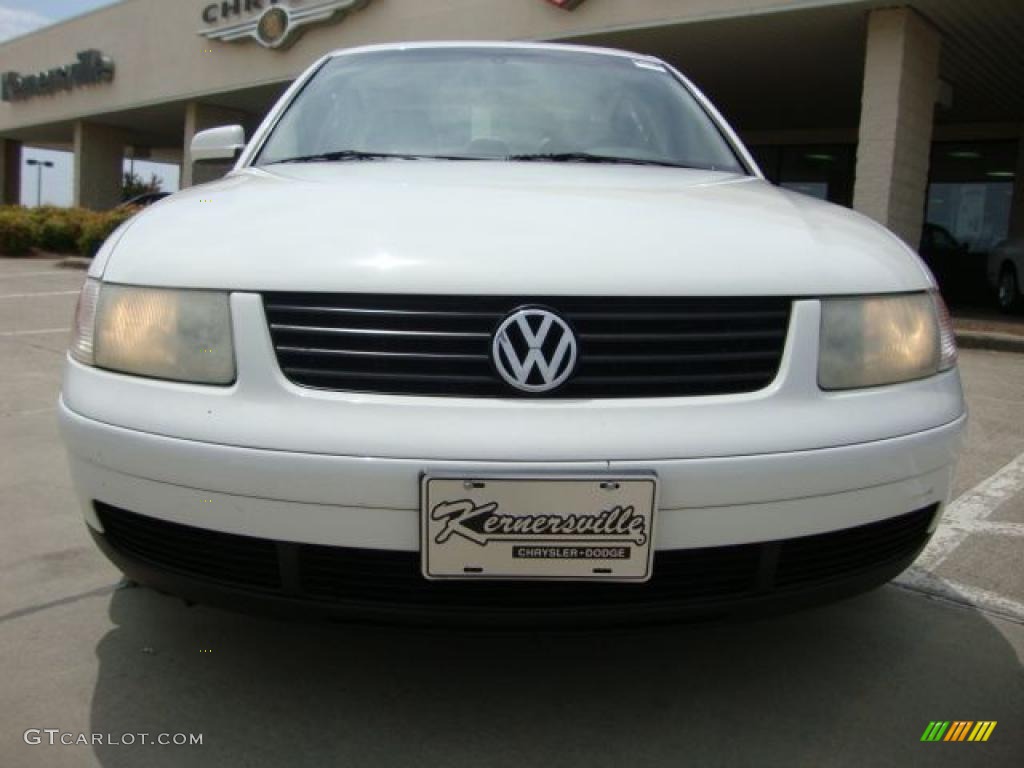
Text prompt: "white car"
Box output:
[[60, 42, 965, 625], [988, 237, 1023, 312]]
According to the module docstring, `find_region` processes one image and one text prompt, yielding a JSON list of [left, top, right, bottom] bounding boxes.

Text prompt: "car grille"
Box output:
[[262, 293, 792, 398], [94, 503, 935, 612]]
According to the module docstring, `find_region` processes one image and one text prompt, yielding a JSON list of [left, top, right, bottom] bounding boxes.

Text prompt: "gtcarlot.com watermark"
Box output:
[[24, 729, 202, 747]]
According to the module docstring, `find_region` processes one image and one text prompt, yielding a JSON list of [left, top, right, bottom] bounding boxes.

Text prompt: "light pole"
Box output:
[[26, 159, 55, 207]]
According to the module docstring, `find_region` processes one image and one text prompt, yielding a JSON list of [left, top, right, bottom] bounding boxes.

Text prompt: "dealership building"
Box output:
[[0, 0, 1022, 257]]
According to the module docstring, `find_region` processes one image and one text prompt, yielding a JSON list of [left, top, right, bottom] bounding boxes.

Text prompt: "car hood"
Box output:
[[102, 162, 933, 295]]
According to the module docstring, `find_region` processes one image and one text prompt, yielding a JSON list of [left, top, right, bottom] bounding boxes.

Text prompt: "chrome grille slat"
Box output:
[[586, 350, 779, 363], [264, 293, 792, 398], [568, 310, 790, 321], [276, 346, 490, 362], [270, 324, 490, 338], [282, 367, 495, 384], [580, 330, 786, 342], [573, 371, 774, 384], [265, 304, 504, 320]]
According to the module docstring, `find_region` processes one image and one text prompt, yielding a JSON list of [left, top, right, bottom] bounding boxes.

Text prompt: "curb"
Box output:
[[955, 330, 1024, 354], [56, 257, 92, 271]]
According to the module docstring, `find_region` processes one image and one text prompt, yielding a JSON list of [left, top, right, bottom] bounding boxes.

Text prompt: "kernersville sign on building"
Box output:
[[1, 50, 115, 103]]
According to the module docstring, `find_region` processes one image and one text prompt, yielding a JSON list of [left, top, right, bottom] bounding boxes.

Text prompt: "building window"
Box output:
[[926, 141, 1016, 255], [748, 144, 855, 207], [922, 140, 1017, 303]]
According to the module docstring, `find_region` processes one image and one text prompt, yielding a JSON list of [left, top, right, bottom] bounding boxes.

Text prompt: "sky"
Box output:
[[0, 1, 181, 206], [0, 1, 116, 42]]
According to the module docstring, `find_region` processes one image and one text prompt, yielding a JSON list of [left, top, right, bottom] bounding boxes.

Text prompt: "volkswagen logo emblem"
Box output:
[[492, 308, 578, 393]]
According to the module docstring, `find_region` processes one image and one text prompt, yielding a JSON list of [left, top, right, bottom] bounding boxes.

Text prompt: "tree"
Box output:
[[122, 171, 163, 201]]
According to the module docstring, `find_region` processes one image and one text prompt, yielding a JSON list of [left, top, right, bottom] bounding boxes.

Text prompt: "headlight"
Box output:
[[70, 279, 235, 385], [818, 292, 956, 390]]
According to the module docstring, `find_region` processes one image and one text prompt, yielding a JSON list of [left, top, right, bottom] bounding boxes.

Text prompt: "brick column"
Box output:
[[74, 121, 126, 210], [852, 7, 941, 247], [0, 139, 22, 205], [182, 102, 249, 188]]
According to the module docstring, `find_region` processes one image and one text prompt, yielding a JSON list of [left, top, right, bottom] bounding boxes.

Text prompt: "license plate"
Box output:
[[421, 474, 657, 582]]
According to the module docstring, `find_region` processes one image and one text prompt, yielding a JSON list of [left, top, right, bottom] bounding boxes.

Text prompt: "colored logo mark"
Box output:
[[921, 721, 997, 742]]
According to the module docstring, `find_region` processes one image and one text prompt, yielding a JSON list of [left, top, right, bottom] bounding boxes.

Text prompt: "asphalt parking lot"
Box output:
[[1, 257, 1021, 767]]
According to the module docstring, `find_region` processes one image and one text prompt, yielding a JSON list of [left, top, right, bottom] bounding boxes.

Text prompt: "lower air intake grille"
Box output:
[[775, 506, 937, 588], [95, 503, 936, 612], [96, 504, 281, 590], [297, 540, 761, 607]]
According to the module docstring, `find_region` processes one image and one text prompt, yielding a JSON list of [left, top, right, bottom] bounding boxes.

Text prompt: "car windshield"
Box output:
[[255, 47, 746, 172]]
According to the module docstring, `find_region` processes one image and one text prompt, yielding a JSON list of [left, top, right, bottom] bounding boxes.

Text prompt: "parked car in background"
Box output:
[[920, 223, 968, 278], [988, 237, 1023, 312], [119, 191, 170, 209], [60, 43, 965, 625], [918, 223, 984, 304]]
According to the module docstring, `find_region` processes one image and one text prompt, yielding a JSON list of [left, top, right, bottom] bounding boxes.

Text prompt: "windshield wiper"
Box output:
[[270, 150, 427, 164], [508, 152, 703, 169], [271, 150, 713, 169]]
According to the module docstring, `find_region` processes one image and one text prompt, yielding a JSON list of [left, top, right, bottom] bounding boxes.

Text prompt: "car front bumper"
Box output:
[[59, 294, 967, 623], [61, 398, 963, 551], [60, 400, 963, 624]]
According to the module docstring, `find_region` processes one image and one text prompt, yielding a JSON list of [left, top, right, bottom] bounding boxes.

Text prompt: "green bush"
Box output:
[[0, 209, 36, 255], [37, 212, 85, 253], [28, 205, 67, 225], [0, 204, 142, 257], [77, 207, 139, 258]]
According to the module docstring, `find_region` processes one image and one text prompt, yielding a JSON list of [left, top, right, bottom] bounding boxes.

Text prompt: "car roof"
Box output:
[[326, 40, 665, 66]]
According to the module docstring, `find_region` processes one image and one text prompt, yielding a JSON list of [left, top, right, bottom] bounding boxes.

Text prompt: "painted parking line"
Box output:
[[914, 451, 1024, 572], [895, 570, 1024, 625], [0, 328, 69, 337], [0, 406, 56, 419], [0, 290, 79, 300], [0, 270, 75, 279], [896, 450, 1024, 623]]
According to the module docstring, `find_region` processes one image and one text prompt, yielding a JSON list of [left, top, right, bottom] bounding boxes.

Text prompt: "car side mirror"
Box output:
[[190, 125, 246, 164]]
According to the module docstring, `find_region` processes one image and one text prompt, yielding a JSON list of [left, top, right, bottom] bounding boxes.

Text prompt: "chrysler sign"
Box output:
[[2, 50, 115, 103], [199, 0, 589, 50], [199, 0, 374, 49]]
